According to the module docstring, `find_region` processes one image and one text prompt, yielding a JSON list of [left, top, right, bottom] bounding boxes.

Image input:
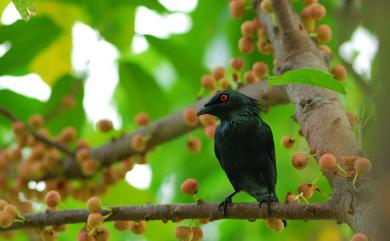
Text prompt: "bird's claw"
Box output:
[[258, 195, 278, 216], [218, 197, 233, 216]]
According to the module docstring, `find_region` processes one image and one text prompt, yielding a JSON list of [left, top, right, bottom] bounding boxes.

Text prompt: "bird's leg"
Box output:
[[218, 191, 239, 216], [258, 193, 278, 217]]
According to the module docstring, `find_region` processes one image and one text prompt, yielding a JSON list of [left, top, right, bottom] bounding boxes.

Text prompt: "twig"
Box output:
[[0, 106, 74, 156]]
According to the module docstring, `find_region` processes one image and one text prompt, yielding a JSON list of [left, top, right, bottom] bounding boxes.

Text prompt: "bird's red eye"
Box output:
[[220, 94, 228, 102]]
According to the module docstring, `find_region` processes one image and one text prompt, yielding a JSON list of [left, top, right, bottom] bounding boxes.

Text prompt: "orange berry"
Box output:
[[114, 221, 131, 231], [331, 64, 347, 81], [239, 37, 255, 54], [131, 133, 147, 152], [319, 45, 332, 55], [175, 226, 193, 241], [309, 3, 326, 21], [192, 227, 203, 241], [229, 0, 245, 19], [97, 119, 113, 132], [284, 191, 299, 204], [81, 159, 98, 176], [62, 95, 76, 109], [45, 191, 61, 207], [77, 139, 90, 149], [229, 57, 245, 71], [40, 227, 57, 241], [219, 79, 231, 90], [3, 205, 18, 218], [76, 148, 90, 162], [93, 227, 110, 241], [354, 157, 372, 173], [260, 0, 273, 13], [252, 17, 262, 29], [0, 210, 14, 228], [86, 196, 101, 213], [29, 114, 44, 129], [316, 24, 332, 42], [244, 71, 260, 84], [78, 229, 94, 241], [131, 220, 147, 235], [351, 233, 368, 241], [187, 137, 202, 153], [257, 41, 273, 54], [183, 108, 199, 127], [319, 153, 337, 171], [199, 114, 216, 126], [265, 218, 284, 232], [292, 152, 308, 170], [12, 121, 25, 136], [241, 20, 257, 38], [59, 127, 77, 143], [281, 136, 295, 149], [121, 159, 134, 171], [212, 67, 225, 80], [181, 178, 198, 195], [304, 0, 318, 4], [200, 75, 215, 89], [134, 112, 150, 126], [252, 61, 269, 78], [0, 199, 8, 210], [298, 183, 314, 198], [87, 213, 104, 229], [300, 6, 312, 20], [204, 124, 217, 139]]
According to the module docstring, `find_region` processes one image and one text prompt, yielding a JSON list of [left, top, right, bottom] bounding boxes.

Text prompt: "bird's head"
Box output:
[[197, 90, 260, 120]]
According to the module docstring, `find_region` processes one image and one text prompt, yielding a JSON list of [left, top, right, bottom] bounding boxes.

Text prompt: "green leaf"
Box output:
[[114, 61, 169, 126], [0, 16, 62, 76], [110, 0, 168, 13], [268, 68, 346, 94], [0, 89, 43, 126], [11, 0, 35, 20]]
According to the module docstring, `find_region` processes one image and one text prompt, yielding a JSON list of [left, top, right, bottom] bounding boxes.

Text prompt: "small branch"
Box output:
[[0, 202, 335, 232], [0, 106, 74, 156], [57, 82, 289, 179]]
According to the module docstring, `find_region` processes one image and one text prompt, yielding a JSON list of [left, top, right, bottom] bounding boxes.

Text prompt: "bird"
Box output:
[[197, 90, 285, 225]]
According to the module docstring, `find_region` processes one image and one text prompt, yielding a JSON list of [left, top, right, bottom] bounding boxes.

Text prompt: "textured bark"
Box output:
[[256, 0, 375, 237], [0, 202, 334, 232]]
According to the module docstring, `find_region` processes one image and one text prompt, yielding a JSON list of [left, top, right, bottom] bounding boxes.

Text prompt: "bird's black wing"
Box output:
[[214, 142, 224, 169], [263, 123, 277, 183]]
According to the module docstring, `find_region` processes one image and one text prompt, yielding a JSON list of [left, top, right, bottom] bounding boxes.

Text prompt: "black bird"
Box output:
[[197, 90, 284, 221]]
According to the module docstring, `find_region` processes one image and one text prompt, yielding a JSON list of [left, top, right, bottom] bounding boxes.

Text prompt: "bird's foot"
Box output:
[[258, 194, 278, 216], [218, 197, 233, 217]]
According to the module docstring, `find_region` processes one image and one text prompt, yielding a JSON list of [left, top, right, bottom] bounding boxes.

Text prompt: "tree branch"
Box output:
[[0, 202, 335, 232], [57, 82, 289, 179], [256, 0, 375, 237], [0, 106, 74, 156]]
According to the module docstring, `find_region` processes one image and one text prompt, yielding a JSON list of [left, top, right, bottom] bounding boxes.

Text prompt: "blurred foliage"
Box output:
[[0, 0, 373, 240]]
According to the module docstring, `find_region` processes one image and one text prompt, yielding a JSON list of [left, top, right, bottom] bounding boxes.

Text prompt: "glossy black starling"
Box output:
[[197, 90, 283, 220]]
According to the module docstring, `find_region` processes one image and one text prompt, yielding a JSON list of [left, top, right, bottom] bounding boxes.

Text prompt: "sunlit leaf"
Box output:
[[0, 17, 61, 76], [268, 68, 346, 94], [11, 0, 35, 20]]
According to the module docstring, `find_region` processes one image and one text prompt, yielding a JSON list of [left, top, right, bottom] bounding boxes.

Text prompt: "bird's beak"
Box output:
[[197, 106, 213, 116]]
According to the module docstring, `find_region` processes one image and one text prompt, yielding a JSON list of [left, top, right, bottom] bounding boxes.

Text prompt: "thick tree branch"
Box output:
[[58, 82, 289, 179], [256, 0, 375, 237], [0, 106, 74, 156], [0, 202, 335, 232]]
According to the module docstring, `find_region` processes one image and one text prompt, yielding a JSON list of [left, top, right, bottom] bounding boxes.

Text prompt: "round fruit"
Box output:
[[204, 124, 217, 139], [351, 233, 368, 241], [180, 178, 198, 195], [45, 191, 61, 207], [0, 210, 14, 228], [241, 20, 257, 38], [87, 196, 102, 213], [354, 157, 372, 173], [94, 227, 110, 241], [265, 218, 284, 232], [229, 0, 245, 19], [113, 221, 131, 231], [131, 220, 147, 235], [309, 3, 326, 21], [12, 121, 25, 136], [192, 227, 204, 241], [76, 148, 90, 162], [281, 136, 295, 149], [77, 229, 94, 241], [175, 226, 193, 241], [131, 134, 147, 152], [199, 114, 216, 126], [87, 213, 104, 228], [81, 159, 98, 176], [97, 119, 113, 132], [244, 71, 260, 84], [229, 57, 245, 71], [29, 115, 44, 129], [135, 112, 150, 126], [319, 153, 337, 171], [183, 108, 199, 127], [187, 137, 202, 153], [331, 64, 347, 81], [200, 75, 215, 89], [292, 152, 308, 170], [238, 37, 255, 54], [298, 183, 314, 199], [212, 67, 225, 80], [252, 61, 269, 78], [316, 24, 332, 42]]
